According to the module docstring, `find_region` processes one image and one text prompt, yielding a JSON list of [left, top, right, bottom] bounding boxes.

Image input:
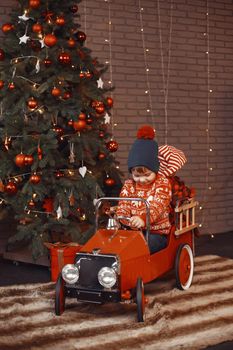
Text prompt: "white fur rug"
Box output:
[[0, 255, 233, 350]]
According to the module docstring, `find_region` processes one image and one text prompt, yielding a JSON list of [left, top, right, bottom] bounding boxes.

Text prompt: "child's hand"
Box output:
[[104, 206, 117, 215], [130, 216, 145, 229]]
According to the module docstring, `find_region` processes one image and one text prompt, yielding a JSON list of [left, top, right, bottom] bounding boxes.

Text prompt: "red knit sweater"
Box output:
[[116, 174, 172, 235]]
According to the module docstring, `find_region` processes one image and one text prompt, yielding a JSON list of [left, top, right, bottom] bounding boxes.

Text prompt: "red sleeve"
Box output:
[[140, 176, 172, 225]]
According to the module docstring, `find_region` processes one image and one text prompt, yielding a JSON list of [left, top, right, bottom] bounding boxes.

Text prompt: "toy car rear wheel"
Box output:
[[55, 273, 66, 316], [175, 243, 194, 290], [136, 277, 145, 322]]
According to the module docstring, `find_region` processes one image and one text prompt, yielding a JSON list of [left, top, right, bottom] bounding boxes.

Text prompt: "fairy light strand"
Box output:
[[138, 1, 155, 129], [199, 0, 212, 231], [104, 0, 116, 134], [82, 0, 87, 44], [157, 0, 173, 144]]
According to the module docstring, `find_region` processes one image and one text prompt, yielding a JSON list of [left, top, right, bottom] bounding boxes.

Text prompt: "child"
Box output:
[[116, 125, 183, 254]]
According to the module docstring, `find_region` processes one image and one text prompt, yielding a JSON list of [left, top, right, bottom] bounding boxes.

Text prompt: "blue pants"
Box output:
[[143, 232, 167, 254]]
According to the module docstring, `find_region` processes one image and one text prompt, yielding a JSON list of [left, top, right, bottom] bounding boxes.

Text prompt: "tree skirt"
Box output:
[[0, 255, 233, 350]]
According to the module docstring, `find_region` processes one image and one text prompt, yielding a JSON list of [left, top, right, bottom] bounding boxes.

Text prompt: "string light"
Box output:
[[157, 0, 174, 144], [104, 0, 118, 146], [81, 0, 87, 44], [138, 1, 155, 129], [199, 0, 213, 232]]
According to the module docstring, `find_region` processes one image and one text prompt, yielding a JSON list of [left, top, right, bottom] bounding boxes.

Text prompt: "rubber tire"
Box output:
[[175, 244, 194, 290], [136, 277, 145, 322], [55, 273, 66, 316]]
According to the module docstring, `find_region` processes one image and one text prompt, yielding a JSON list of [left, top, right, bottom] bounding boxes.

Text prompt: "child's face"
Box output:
[[131, 167, 156, 185]]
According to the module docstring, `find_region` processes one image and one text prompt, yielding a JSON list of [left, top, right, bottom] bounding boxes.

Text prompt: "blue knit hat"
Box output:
[[128, 125, 160, 172]]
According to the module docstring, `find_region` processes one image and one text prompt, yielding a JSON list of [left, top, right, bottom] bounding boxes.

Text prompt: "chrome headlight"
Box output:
[[98, 267, 117, 288], [62, 264, 79, 284]]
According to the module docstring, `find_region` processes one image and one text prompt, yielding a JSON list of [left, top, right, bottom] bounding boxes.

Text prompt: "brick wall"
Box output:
[[1, 0, 233, 236]]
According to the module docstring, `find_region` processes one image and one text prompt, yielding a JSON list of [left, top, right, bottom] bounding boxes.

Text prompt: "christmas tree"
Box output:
[[0, 0, 122, 259]]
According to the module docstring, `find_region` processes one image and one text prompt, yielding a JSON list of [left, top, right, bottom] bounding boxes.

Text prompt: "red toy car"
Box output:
[[55, 196, 198, 322]]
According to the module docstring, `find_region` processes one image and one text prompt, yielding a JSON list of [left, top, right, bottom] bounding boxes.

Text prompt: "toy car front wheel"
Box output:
[[175, 243, 194, 290], [136, 277, 145, 322], [55, 273, 66, 316]]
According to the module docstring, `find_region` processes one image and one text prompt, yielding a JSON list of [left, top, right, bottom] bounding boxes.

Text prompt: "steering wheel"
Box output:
[[116, 215, 131, 229], [117, 215, 131, 222]]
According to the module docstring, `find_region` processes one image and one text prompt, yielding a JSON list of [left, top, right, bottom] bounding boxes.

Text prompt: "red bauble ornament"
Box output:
[[85, 71, 92, 79], [2, 23, 14, 33], [55, 170, 64, 178], [106, 140, 119, 152], [43, 58, 52, 67], [70, 5, 78, 13], [8, 82, 15, 90], [5, 181, 18, 195], [86, 117, 93, 124], [79, 70, 85, 79], [28, 199, 35, 208], [98, 152, 106, 160], [94, 101, 105, 114], [67, 38, 76, 48], [0, 80, 4, 89], [27, 97, 38, 109], [32, 23, 43, 33], [29, 0, 40, 9], [43, 198, 54, 212], [29, 173, 41, 184], [104, 177, 116, 187], [52, 125, 64, 135], [99, 131, 105, 138], [78, 112, 86, 120], [73, 120, 86, 131], [15, 153, 26, 167], [24, 155, 34, 166], [106, 97, 113, 107], [42, 10, 54, 23], [58, 52, 71, 65], [96, 105, 105, 114], [0, 49, 5, 61], [44, 34, 57, 47], [63, 91, 72, 100], [55, 16, 65, 26], [51, 87, 61, 97], [68, 119, 73, 126], [75, 31, 86, 43]]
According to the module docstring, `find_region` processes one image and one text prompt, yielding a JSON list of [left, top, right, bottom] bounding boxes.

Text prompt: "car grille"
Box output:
[[74, 253, 118, 289]]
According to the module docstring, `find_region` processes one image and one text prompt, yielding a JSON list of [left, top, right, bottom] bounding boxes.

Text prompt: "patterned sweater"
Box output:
[[117, 174, 172, 235]]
